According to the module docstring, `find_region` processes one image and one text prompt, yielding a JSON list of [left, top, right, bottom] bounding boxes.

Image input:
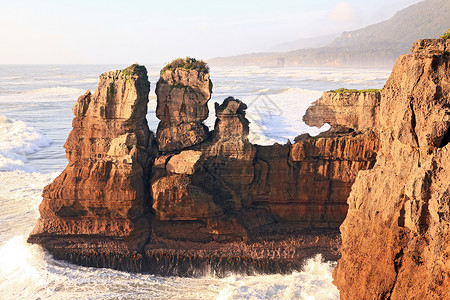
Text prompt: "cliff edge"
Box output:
[[333, 39, 450, 299]]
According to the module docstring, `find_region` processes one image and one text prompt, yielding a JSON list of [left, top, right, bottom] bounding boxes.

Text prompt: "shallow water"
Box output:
[[0, 64, 389, 299]]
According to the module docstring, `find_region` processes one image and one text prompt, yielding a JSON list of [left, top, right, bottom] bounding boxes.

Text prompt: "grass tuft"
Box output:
[[329, 88, 381, 94], [441, 29, 450, 42]]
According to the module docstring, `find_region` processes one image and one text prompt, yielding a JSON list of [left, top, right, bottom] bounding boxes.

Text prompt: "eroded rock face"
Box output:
[[151, 93, 380, 240], [151, 97, 262, 240], [155, 59, 212, 152], [253, 129, 379, 225], [28, 65, 153, 261], [303, 90, 381, 131], [333, 39, 450, 299]]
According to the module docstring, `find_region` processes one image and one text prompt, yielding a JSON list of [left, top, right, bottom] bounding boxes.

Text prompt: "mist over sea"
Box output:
[[0, 64, 389, 299]]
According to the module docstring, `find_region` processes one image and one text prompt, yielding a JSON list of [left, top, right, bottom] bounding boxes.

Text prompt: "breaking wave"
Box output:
[[0, 114, 52, 171]]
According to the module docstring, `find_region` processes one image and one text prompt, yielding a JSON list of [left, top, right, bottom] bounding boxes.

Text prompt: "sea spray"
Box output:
[[0, 236, 48, 298], [216, 255, 339, 300], [0, 171, 57, 241], [0, 114, 52, 171]]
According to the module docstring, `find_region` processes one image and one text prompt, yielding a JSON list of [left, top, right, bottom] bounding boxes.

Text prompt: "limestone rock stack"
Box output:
[[151, 96, 264, 241], [253, 130, 379, 226], [333, 39, 450, 299], [155, 58, 212, 152], [207, 97, 256, 207], [28, 64, 153, 269]]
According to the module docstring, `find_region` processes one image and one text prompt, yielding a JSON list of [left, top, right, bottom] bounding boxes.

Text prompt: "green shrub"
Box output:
[[441, 29, 450, 42], [161, 57, 209, 75], [121, 64, 147, 80], [358, 89, 381, 93]]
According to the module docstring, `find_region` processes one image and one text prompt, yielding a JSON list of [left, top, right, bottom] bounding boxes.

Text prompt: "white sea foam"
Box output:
[[217, 255, 339, 300], [0, 87, 86, 103], [78, 78, 99, 84], [254, 87, 307, 95], [243, 87, 329, 144], [1, 76, 24, 81], [0, 115, 52, 171], [0, 236, 48, 298]]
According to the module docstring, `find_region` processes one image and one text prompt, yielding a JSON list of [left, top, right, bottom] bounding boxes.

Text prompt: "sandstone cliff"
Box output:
[[333, 39, 450, 299]]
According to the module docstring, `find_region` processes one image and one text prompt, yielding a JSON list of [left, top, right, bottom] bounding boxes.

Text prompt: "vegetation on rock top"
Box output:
[[161, 57, 209, 75], [441, 29, 450, 42], [330, 88, 381, 94], [121, 64, 148, 81]]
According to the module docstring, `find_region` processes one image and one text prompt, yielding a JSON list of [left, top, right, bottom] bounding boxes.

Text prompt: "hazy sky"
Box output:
[[0, 0, 422, 64]]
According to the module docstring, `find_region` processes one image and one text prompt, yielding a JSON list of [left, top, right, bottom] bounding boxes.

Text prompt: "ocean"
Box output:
[[0, 64, 390, 299]]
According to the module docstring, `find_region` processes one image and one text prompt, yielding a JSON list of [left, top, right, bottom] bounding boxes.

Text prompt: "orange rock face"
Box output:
[[28, 65, 153, 259], [155, 63, 212, 152], [303, 90, 380, 131], [254, 129, 379, 225], [333, 39, 450, 299], [151, 91, 380, 241]]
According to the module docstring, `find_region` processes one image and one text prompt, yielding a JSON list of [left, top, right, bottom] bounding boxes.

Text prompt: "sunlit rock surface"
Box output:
[[333, 39, 450, 299]]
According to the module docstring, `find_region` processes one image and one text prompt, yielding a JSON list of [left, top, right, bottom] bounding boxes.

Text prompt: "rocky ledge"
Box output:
[[28, 57, 380, 275]]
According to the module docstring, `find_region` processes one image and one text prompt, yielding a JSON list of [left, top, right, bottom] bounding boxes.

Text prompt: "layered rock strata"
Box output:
[[28, 64, 154, 269], [155, 59, 212, 152], [28, 58, 381, 275], [255, 129, 379, 226], [303, 89, 380, 130], [151, 96, 264, 242], [333, 39, 450, 298]]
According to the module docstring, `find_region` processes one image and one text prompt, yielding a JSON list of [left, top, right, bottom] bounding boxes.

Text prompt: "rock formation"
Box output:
[[28, 57, 381, 275], [28, 64, 154, 270], [333, 39, 450, 299], [303, 89, 380, 131], [147, 59, 381, 274], [155, 58, 212, 152], [256, 129, 379, 226], [151, 96, 263, 242]]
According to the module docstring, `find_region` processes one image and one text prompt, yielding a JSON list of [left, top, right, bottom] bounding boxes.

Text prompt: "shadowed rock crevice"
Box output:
[[438, 126, 450, 148]]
